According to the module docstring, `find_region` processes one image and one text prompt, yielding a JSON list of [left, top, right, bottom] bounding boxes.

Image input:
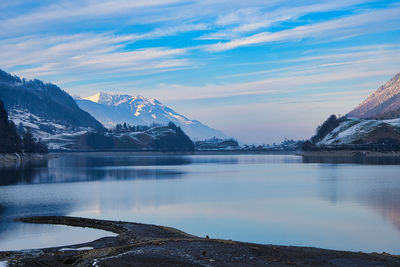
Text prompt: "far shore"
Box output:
[[0, 216, 399, 266]]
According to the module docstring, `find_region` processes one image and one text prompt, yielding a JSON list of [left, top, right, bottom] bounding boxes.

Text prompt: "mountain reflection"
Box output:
[[316, 164, 400, 232], [361, 190, 400, 232], [0, 153, 191, 185], [303, 155, 400, 165], [50, 152, 194, 167], [0, 160, 49, 186]]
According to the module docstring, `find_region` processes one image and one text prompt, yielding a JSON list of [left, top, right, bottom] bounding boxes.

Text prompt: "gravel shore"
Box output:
[[0, 216, 399, 266]]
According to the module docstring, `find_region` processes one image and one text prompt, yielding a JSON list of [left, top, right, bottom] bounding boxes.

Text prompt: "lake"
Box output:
[[0, 152, 399, 253]]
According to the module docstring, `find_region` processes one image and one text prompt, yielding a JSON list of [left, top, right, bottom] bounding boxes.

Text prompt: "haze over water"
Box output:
[[0, 153, 399, 253]]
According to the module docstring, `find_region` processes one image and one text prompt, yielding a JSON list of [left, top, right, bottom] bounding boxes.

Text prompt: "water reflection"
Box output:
[[303, 155, 400, 164], [0, 153, 190, 185], [365, 190, 400, 231], [0, 160, 49, 186], [51, 152, 193, 167], [315, 163, 400, 233], [191, 154, 301, 165]]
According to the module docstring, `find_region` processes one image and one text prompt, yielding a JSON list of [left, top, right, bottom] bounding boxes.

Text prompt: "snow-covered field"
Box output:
[[8, 107, 91, 150], [319, 117, 400, 145], [7, 107, 192, 150]]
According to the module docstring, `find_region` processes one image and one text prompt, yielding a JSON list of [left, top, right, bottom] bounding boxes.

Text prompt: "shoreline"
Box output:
[[1, 216, 399, 266]]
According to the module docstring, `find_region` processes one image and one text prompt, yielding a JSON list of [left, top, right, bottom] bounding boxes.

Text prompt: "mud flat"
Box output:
[[0, 216, 399, 266]]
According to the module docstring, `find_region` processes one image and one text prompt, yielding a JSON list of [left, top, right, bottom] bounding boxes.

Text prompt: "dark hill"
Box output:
[[0, 69, 103, 130]]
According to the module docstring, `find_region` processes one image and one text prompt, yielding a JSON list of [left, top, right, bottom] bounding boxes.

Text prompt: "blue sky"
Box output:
[[1, 0, 400, 144]]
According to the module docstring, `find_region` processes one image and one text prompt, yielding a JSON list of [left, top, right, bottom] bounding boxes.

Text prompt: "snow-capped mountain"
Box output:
[[75, 92, 227, 140], [347, 72, 400, 119]]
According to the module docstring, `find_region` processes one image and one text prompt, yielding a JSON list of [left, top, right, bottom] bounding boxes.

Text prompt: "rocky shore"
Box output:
[[0, 216, 399, 266]]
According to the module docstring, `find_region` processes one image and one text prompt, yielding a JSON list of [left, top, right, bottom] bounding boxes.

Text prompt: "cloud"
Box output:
[[0, 33, 190, 80], [150, 70, 392, 103], [198, 0, 372, 40], [126, 45, 399, 109], [0, 0, 186, 35], [205, 7, 400, 52]]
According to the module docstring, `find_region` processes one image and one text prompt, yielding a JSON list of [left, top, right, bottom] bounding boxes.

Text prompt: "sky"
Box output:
[[0, 0, 400, 144]]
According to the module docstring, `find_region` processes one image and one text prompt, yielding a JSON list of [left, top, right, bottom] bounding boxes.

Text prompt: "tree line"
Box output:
[[111, 122, 162, 133], [85, 121, 194, 152]]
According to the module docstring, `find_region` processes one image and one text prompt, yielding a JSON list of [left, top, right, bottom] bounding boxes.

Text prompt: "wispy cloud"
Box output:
[[140, 44, 400, 103], [205, 7, 400, 52], [0, 0, 186, 36], [199, 0, 370, 40], [1, 33, 190, 80]]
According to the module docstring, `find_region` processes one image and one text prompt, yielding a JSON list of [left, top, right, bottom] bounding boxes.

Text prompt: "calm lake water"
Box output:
[[0, 152, 399, 253]]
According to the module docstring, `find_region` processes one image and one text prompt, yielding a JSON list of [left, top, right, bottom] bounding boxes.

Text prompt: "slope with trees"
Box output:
[[67, 122, 194, 152], [0, 69, 103, 134], [0, 100, 48, 154]]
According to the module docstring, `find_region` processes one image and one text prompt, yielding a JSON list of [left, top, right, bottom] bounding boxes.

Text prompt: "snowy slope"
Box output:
[[0, 69, 103, 130], [347, 72, 400, 119], [75, 92, 227, 140], [8, 107, 90, 150], [319, 117, 400, 145]]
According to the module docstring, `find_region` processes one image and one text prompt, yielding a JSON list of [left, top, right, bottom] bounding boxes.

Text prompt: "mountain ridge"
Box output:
[[76, 92, 227, 140], [0, 69, 103, 131], [347, 72, 400, 119]]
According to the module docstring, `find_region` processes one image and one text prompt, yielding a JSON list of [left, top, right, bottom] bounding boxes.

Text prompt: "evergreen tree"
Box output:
[[311, 115, 342, 144], [0, 100, 22, 153], [22, 131, 36, 153], [0, 99, 48, 154]]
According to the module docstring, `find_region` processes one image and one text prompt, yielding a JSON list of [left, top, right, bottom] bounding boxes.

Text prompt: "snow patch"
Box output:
[[167, 112, 192, 125], [59, 246, 93, 251], [0, 261, 7, 267], [84, 93, 101, 103], [135, 104, 144, 116]]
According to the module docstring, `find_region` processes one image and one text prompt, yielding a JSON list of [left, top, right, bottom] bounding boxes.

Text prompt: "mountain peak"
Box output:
[[347, 72, 400, 119], [83, 92, 161, 107]]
